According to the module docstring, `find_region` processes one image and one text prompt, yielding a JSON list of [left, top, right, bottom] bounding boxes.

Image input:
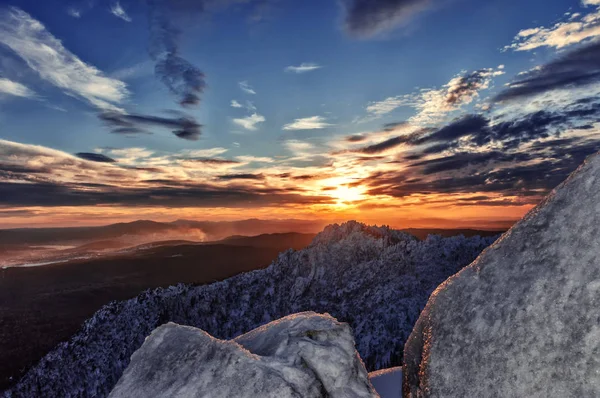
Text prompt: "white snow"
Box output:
[[404, 152, 600, 397], [109, 312, 377, 398], [369, 367, 402, 398]]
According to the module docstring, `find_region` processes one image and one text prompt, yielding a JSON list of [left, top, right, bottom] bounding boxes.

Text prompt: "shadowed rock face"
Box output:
[[109, 312, 377, 398], [403, 152, 600, 398]]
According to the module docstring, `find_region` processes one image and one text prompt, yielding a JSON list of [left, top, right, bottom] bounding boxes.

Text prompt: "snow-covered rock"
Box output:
[[369, 367, 402, 398], [403, 153, 600, 397], [5, 222, 496, 397], [109, 312, 377, 398]]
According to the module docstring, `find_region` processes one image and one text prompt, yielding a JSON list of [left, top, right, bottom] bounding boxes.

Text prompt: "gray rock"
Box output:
[[403, 153, 600, 398], [109, 312, 377, 398]]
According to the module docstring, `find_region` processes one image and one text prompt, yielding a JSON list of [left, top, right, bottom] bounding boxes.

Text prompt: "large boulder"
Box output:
[[109, 312, 377, 398], [403, 153, 600, 398]]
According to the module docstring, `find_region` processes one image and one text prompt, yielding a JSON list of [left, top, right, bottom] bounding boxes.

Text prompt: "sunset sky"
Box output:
[[1, 0, 600, 228]]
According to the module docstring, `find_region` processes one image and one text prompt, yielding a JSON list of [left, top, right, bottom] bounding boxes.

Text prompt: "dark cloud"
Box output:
[[362, 139, 600, 199], [182, 157, 240, 165], [217, 173, 265, 180], [0, 181, 334, 208], [417, 114, 488, 145], [495, 41, 600, 103], [412, 103, 600, 154], [75, 152, 117, 163], [445, 69, 495, 106], [342, 0, 433, 37], [346, 134, 367, 142], [354, 131, 426, 154], [146, 0, 207, 107], [382, 121, 409, 131], [99, 111, 201, 141]]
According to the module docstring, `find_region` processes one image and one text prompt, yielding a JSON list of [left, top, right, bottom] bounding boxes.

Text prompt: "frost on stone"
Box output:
[[403, 153, 600, 398], [5, 221, 496, 397], [109, 312, 377, 398]]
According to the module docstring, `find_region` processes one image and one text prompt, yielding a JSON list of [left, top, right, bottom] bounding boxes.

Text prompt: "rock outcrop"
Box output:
[[403, 154, 600, 397], [109, 312, 377, 398]]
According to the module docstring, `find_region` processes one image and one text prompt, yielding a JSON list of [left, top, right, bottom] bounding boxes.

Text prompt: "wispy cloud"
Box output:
[[285, 63, 323, 73], [409, 68, 504, 125], [505, 3, 600, 51], [366, 96, 412, 117], [182, 148, 229, 157], [0, 77, 36, 98], [284, 140, 315, 155], [239, 81, 257, 95], [232, 113, 265, 130], [362, 68, 503, 125], [235, 155, 275, 163], [66, 7, 81, 18], [99, 111, 202, 140], [109, 60, 153, 80], [110, 1, 131, 22], [283, 116, 334, 130], [230, 100, 243, 108], [0, 7, 128, 111], [342, 0, 435, 38]]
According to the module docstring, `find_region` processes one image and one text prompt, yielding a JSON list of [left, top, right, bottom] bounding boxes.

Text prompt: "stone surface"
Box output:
[[403, 153, 600, 397], [109, 312, 377, 398]]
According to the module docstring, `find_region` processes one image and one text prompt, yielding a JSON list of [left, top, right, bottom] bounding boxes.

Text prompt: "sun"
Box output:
[[331, 185, 365, 206]]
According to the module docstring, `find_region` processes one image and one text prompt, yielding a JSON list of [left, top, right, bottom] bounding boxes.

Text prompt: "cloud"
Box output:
[[505, 4, 600, 51], [180, 157, 240, 165], [75, 152, 117, 163], [0, 8, 128, 110], [285, 63, 323, 73], [0, 77, 36, 98], [217, 173, 264, 180], [494, 41, 600, 103], [146, 0, 206, 107], [239, 81, 256, 95], [365, 96, 412, 117], [99, 111, 202, 140], [0, 7, 128, 111], [230, 99, 243, 108], [284, 140, 314, 155], [283, 116, 334, 130], [67, 7, 81, 18], [354, 134, 417, 154], [363, 68, 503, 124], [110, 60, 154, 80], [182, 147, 229, 157], [235, 155, 275, 163], [232, 113, 265, 130], [0, 138, 335, 209], [110, 1, 132, 22], [346, 134, 367, 142], [342, 0, 434, 38]]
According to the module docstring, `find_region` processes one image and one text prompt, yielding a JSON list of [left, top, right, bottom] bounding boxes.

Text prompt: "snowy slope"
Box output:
[[403, 154, 600, 397], [109, 313, 377, 398], [4, 221, 496, 398]]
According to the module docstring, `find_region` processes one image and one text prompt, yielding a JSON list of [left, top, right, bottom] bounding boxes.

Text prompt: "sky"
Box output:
[[1, 0, 600, 228]]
